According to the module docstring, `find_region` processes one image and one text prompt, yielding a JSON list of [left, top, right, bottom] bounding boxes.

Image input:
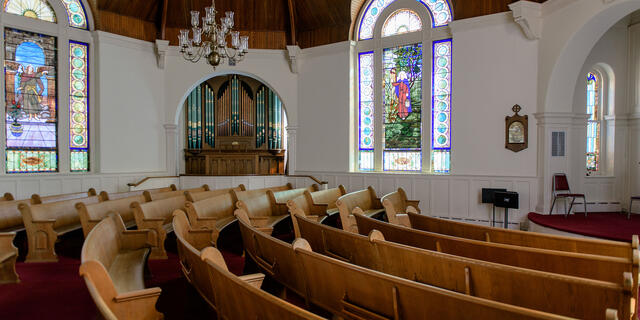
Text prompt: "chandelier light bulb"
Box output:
[[240, 36, 249, 52], [190, 11, 200, 27], [231, 31, 240, 48], [192, 27, 202, 45]]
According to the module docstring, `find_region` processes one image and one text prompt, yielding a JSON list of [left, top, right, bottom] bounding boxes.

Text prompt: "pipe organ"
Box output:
[[184, 75, 285, 176]]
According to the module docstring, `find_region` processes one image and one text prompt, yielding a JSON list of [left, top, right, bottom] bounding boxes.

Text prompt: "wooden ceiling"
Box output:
[[91, 0, 546, 50]]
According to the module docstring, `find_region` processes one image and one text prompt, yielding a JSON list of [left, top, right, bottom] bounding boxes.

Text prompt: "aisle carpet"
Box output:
[[0, 229, 244, 319], [528, 212, 640, 242]]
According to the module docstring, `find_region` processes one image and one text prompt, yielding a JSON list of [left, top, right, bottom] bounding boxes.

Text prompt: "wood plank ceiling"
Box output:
[[93, 0, 546, 50]]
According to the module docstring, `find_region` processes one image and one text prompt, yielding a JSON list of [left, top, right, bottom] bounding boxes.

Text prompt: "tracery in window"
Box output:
[[382, 9, 422, 37], [60, 0, 88, 29], [3, 0, 56, 22], [358, 0, 451, 40]]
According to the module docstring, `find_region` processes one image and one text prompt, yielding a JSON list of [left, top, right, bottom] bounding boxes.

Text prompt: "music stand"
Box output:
[[482, 188, 507, 227], [493, 191, 519, 229]]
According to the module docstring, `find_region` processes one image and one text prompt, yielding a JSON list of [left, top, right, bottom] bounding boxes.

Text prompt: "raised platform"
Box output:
[[527, 212, 640, 242]]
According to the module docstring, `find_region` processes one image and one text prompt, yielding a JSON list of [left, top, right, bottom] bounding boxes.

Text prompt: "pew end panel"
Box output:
[[131, 198, 186, 260], [173, 210, 217, 250], [0, 232, 19, 284], [19, 202, 58, 262]]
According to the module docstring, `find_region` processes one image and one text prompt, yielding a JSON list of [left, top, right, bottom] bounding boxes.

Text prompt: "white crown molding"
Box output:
[[509, 1, 542, 40], [286, 45, 301, 74]]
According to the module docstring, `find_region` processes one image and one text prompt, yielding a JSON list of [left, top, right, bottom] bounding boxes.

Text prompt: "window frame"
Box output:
[[0, 0, 94, 174], [353, 0, 452, 173]]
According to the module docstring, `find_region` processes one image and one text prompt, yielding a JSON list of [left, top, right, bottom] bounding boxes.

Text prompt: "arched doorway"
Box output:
[[178, 74, 289, 176]]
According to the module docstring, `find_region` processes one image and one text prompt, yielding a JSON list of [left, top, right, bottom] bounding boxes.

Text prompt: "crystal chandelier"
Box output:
[[178, 0, 249, 69]]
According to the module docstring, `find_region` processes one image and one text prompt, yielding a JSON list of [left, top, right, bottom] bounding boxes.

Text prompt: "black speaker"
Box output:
[[481, 188, 507, 204], [494, 191, 519, 209]]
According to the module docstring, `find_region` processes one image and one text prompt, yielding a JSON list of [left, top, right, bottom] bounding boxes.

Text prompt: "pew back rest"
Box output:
[[0, 199, 33, 231], [99, 190, 144, 201], [201, 247, 325, 320], [133, 195, 187, 223], [143, 190, 187, 202], [336, 186, 380, 213], [235, 189, 276, 218], [185, 185, 245, 202], [23, 196, 100, 229], [309, 185, 347, 209], [183, 185, 210, 193], [287, 195, 310, 217], [80, 195, 146, 223], [81, 213, 124, 271], [1, 193, 14, 201], [269, 185, 318, 204], [33, 189, 97, 204], [381, 189, 406, 212], [186, 193, 236, 221]]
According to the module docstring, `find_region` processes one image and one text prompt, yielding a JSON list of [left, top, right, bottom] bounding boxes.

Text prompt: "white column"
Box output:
[[630, 116, 640, 200], [286, 126, 297, 174], [164, 124, 178, 176], [628, 23, 640, 114]]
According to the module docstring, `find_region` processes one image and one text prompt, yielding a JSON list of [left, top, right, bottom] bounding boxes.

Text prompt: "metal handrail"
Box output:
[[128, 174, 328, 188]]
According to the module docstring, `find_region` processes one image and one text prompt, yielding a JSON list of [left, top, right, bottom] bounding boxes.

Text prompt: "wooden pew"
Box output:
[[98, 185, 176, 201], [295, 214, 632, 319], [200, 247, 325, 320], [32, 188, 97, 204], [407, 212, 636, 260], [287, 194, 331, 238], [143, 185, 209, 202], [335, 186, 384, 232], [185, 184, 245, 202], [234, 184, 294, 234], [172, 210, 218, 309], [0, 193, 14, 201], [238, 214, 576, 319], [308, 185, 347, 216], [381, 188, 420, 227], [76, 194, 147, 237], [0, 198, 37, 233], [184, 193, 237, 245], [0, 232, 19, 284], [268, 185, 319, 207], [20, 194, 101, 262], [355, 213, 639, 289], [235, 210, 308, 298], [79, 213, 162, 320], [131, 195, 187, 259]]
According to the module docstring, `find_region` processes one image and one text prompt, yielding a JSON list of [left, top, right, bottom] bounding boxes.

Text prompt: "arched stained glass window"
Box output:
[[4, 0, 56, 22], [60, 0, 87, 29], [358, 0, 451, 40], [586, 72, 601, 172], [382, 9, 422, 37]]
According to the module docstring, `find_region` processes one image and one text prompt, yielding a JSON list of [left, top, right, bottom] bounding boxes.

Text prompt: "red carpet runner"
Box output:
[[528, 212, 640, 242]]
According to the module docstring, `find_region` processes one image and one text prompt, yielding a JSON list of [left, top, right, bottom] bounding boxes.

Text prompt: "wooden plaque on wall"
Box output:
[[505, 104, 528, 153]]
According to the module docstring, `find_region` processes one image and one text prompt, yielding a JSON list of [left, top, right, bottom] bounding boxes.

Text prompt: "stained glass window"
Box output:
[[69, 41, 88, 172], [586, 72, 600, 172], [359, 0, 451, 40], [383, 44, 422, 171], [60, 0, 88, 29], [4, 28, 58, 173], [382, 9, 422, 37], [4, 0, 56, 22], [431, 39, 452, 173], [359, 51, 375, 170]]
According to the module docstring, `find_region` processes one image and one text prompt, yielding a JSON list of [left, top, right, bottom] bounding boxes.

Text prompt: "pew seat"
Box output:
[[184, 193, 238, 246], [76, 195, 147, 237], [20, 195, 101, 262], [0, 232, 19, 284], [381, 187, 420, 227], [132, 195, 187, 259], [201, 247, 324, 320], [79, 213, 161, 320], [336, 186, 384, 232], [185, 184, 245, 202]]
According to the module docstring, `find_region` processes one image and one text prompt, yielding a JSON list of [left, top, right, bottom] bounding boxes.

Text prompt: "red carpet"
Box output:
[[528, 212, 640, 242], [0, 230, 244, 320]]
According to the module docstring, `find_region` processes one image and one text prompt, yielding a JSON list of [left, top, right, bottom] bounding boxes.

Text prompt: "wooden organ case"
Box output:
[[184, 75, 285, 175]]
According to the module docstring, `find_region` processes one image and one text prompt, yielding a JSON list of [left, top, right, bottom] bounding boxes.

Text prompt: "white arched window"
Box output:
[[355, 0, 452, 173], [586, 71, 602, 173], [2, 0, 93, 173]]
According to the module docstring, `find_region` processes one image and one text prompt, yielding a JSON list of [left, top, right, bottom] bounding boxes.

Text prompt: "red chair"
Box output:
[[630, 196, 640, 219], [549, 173, 587, 216]]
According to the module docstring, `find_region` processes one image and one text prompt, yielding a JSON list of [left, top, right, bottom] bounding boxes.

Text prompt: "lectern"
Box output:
[[493, 191, 519, 229]]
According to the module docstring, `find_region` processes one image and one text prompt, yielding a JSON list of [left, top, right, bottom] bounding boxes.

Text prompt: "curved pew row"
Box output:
[[233, 184, 297, 234], [336, 186, 384, 232], [32, 188, 97, 204], [143, 184, 209, 202], [0, 232, 19, 284], [201, 247, 326, 320], [132, 195, 188, 259], [20, 193, 101, 262], [98, 184, 177, 201], [286, 186, 348, 237], [186, 184, 245, 202], [294, 214, 631, 319], [79, 213, 161, 320], [407, 212, 636, 259], [76, 194, 147, 237], [185, 193, 237, 245], [355, 214, 640, 305], [235, 212, 576, 320], [381, 188, 420, 227]]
